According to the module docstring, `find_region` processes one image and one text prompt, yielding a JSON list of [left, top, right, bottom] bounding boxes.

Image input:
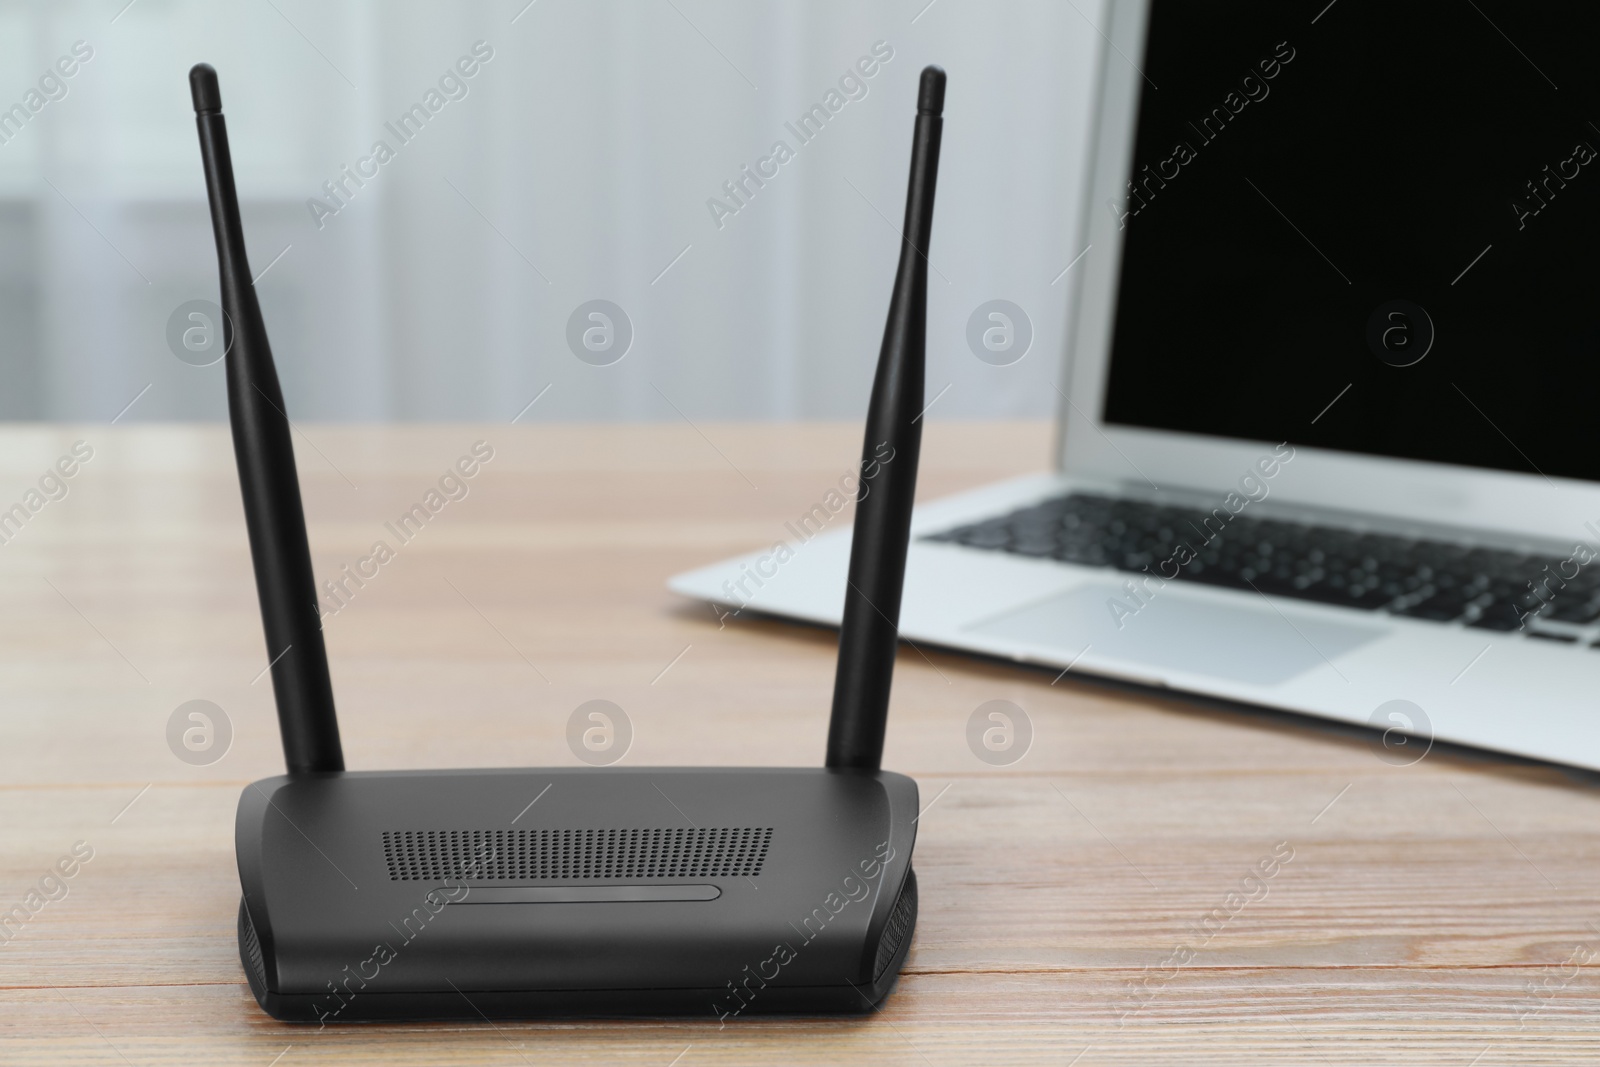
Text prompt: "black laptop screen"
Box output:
[[1101, 0, 1600, 482]]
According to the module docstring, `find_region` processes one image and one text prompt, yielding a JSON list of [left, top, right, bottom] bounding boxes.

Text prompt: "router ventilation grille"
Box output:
[[382, 828, 774, 882], [238, 901, 267, 992], [874, 869, 919, 979]]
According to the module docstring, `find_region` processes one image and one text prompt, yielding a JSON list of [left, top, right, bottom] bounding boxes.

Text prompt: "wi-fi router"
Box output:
[[190, 60, 945, 1021]]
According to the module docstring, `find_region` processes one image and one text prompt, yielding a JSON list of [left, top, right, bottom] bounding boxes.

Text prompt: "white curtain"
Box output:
[[0, 0, 1099, 421]]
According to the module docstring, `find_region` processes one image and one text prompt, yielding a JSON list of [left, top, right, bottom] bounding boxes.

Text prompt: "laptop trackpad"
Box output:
[[966, 583, 1386, 687]]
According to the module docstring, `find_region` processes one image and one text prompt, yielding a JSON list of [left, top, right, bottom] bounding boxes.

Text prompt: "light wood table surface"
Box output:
[[1, 420, 1598, 1065]]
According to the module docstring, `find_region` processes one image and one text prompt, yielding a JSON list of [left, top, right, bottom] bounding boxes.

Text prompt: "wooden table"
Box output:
[[1, 421, 1597, 1065]]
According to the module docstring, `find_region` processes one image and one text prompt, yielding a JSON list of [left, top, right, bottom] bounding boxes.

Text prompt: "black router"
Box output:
[[190, 61, 944, 1022]]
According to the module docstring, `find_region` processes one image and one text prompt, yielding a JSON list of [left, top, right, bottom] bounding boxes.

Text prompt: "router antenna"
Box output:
[[826, 66, 945, 771], [191, 64, 344, 774]]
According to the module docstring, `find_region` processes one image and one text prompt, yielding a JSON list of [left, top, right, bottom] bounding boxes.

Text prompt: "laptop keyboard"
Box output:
[[923, 492, 1598, 636]]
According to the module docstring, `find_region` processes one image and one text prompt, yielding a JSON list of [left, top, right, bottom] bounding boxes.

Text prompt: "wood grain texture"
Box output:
[[1, 421, 1598, 1064]]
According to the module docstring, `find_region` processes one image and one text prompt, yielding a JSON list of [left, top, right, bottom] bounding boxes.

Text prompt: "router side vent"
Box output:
[[238, 898, 268, 993], [873, 868, 918, 979], [382, 827, 774, 882]]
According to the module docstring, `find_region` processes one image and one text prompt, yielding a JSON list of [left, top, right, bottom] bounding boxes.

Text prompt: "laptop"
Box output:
[[671, 0, 1600, 771]]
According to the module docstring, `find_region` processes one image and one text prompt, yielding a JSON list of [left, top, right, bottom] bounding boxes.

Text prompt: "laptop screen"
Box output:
[[1101, 0, 1600, 483]]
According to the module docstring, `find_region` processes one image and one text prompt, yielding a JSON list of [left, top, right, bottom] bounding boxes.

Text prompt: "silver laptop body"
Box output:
[[673, 0, 1600, 771]]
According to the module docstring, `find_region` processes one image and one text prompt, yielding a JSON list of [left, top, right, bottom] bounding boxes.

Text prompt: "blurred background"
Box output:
[[0, 0, 1098, 422]]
